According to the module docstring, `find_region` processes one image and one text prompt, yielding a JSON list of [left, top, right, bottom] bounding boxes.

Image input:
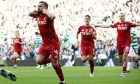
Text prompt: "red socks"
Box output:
[[53, 64, 64, 81], [89, 60, 94, 74], [14, 58, 17, 65], [123, 66, 126, 73]]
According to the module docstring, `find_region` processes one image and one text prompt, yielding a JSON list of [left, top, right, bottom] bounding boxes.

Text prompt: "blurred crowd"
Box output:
[[0, 0, 140, 60]]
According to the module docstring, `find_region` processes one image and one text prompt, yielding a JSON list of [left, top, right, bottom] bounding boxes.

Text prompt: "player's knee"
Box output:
[[51, 59, 58, 66], [123, 53, 128, 61], [36, 58, 43, 65], [81, 56, 87, 63], [127, 56, 131, 61], [81, 59, 87, 63], [89, 56, 93, 60], [118, 55, 123, 60], [89, 59, 93, 64], [124, 52, 128, 57], [36, 59, 43, 65], [123, 57, 127, 62]]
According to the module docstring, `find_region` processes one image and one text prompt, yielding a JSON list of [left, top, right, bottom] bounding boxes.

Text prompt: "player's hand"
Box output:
[[42, 8, 48, 14], [42, 9, 55, 20], [92, 35, 96, 40], [33, 10, 38, 14], [15, 41, 21, 44], [92, 32, 96, 40], [16, 42, 20, 44]]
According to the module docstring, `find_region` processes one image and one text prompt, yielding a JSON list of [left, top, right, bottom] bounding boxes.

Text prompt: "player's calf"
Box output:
[[13, 57, 17, 68], [12, 53, 21, 68], [122, 53, 128, 73], [36, 57, 43, 65], [52, 59, 65, 84], [89, 57, 94, 77]]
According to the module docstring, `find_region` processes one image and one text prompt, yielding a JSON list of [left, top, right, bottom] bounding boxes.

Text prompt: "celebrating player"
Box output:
[[12, 31, 23, 68], [95, 13, 140, 77], [77, 15, 96, 77], [29, 1, 65, 84]]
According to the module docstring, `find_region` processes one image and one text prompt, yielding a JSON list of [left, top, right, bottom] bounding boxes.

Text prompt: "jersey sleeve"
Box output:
[[30, 14, 38, 18], [111, 22, 118, 28], [129, 22, 136, 27], [77, 26, 81, 34]]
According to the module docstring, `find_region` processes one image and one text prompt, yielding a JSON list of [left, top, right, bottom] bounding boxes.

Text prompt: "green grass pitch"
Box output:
[[0, 66, 140, 84]]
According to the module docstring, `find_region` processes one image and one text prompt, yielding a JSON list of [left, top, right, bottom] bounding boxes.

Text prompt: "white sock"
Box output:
[[60, 81, 65, 83], [41, 65, 44, 67], [127, 62, 131, 71]]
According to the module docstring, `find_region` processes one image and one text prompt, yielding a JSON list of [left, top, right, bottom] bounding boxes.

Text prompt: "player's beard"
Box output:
[[38, 8, 43, 15], [38, 11, 43, 15]]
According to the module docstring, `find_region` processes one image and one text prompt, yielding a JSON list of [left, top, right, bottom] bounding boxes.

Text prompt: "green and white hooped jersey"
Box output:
[[34, 36, 42, 49], [130, 32, 138, 49]]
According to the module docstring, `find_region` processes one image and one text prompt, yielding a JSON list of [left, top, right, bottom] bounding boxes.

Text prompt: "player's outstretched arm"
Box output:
[[76, 31, 80, 46], [42, 9, 55, 20], [76, 33, 79, 43], [95, 24, 111, 28], [135, 23, 140, 26], [29, 10, 38, 17]]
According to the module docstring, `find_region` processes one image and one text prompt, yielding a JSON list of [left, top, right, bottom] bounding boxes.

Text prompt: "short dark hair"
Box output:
[[119, 13, 125, 16], [85, 15, 91, 19], [39, 1, 48, 9], [35, 32, 39, 35]]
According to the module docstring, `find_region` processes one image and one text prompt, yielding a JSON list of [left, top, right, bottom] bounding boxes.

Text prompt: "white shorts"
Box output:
[[128, 47, 137, 57]]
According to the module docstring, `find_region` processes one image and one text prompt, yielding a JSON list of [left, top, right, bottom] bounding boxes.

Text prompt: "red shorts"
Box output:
[[117, 44, 130, 55], [14, 50, 22, 56], [38, 43, 60, 61], [81, 46, 94, 56]]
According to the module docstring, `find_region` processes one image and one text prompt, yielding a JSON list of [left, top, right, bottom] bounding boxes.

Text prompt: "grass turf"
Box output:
[[0, 66, 140, 84]]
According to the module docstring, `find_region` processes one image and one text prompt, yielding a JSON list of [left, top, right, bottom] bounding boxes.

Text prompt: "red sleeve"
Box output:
[[111, 22, 118, 28], [77, 26, 81, 34], [20, 38, 23, 42], [128, 22, 136, 27], [30, 14, 38, 18]]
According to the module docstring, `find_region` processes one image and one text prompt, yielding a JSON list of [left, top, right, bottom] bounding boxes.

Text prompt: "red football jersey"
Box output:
[[111, 22, 136, 44], [30, 14, 59, 46], [13, 37, 22, 51], [77, 26, 96, 47]]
